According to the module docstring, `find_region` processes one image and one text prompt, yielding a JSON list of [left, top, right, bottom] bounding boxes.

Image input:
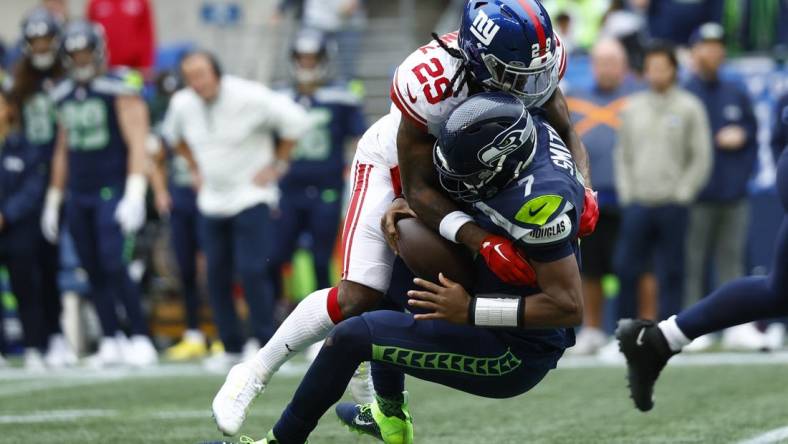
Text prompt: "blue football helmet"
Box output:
[[434, 92, 537, 203], [290, 28, 335, 85], [459, 0, 558, 107], [61, 20, 106, 82], [21, 8, 62, 70]]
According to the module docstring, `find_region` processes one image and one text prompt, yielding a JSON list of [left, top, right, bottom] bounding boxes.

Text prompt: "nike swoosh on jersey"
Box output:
[[406, 85, 418, 104], [528, 202, 548, 217]]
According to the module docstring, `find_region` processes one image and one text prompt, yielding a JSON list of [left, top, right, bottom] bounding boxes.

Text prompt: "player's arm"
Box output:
[[542, 88, 590, 187], [407, 252, 582, 328], [115, 94, 150, 233], [148, 138, 172, 216], [40, 124, 68, 242]]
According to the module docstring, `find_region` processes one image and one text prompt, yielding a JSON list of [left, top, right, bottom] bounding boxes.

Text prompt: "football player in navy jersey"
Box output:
[[204, 92, 584, 444], [42, 20, 157, 368], [269, 29, 366, 300], [7, 7, 77, 368]]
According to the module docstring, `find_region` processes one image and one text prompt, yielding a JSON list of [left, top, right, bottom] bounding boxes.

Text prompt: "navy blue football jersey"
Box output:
[[21, 77, 59, 157], [469, 116, 585, 352], [278, 85, 366, 191], [51, 69, 143, 194]]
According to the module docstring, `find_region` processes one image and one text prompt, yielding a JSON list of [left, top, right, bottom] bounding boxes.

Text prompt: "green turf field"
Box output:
[[0, 356, 786, 444]]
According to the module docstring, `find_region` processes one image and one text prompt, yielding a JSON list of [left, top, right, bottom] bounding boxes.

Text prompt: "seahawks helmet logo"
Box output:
[[478, 116, 534, 167]]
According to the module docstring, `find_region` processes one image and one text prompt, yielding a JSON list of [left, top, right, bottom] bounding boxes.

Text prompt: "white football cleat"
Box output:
[[44, 334, 78, 368], [125, 335, 159, 367], [349, 361, 375, 404], [24, 349, 47, 373], [86, 336, 124, 369], [567, 327, 608, 356], [212, 360, 266, 436]]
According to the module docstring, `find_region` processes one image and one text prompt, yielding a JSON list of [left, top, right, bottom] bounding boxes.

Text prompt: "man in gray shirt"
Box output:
[[614, 41, 712, 322]]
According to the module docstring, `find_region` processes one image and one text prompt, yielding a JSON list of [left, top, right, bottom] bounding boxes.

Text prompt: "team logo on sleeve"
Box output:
[[471, 10, 500, 46], [522, 213, 572, 245], [514, 194, 563, 226]]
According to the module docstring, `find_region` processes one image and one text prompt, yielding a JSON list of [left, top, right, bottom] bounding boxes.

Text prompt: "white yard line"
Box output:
[[737, 426, 788, 444], [0, 409, 116, 424]]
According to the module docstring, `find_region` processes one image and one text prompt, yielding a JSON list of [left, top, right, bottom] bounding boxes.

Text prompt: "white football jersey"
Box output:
[[357, 31, 566, 169]]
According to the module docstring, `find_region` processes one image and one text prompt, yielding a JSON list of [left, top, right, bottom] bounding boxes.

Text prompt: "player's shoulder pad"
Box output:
[[390, 32, 462, 131], [50, 78, 76, 103], [315, 84, 362, 106], [93, 68, 143, 96]]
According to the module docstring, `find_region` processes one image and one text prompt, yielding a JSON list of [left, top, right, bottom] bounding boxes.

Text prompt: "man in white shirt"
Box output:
[[163, 51, 310, 371]]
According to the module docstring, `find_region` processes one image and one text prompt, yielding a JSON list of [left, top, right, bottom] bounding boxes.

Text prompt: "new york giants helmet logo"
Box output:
[[470, 10, 500, 46]]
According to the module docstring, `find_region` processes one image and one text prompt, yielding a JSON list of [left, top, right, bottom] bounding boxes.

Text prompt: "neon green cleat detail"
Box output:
[[336, 392, 413, 444]]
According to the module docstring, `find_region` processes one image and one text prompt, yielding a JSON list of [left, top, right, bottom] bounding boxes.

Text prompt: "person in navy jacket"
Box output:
[[0, 90, 50, 368], [682, 24, 759, 334]]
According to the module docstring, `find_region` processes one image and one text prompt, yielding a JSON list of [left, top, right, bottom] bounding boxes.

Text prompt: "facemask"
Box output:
[[72, 64, 96, 82], [295, 66, 326, 85], [31, 51, 56, 70]]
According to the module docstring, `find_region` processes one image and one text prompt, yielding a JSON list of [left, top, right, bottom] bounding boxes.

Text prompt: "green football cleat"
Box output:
[[336, 392, 414, 444]]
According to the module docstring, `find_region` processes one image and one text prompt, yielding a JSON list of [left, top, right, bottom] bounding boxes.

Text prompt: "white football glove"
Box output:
[[41, 188, 63, 243], [114, 174, 147, 235]]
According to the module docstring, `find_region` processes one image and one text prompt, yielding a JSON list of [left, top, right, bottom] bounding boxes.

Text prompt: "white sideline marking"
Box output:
[[0, 409, 116, 424], [737, 426, 788, 444], [148, 410, 212, 420]]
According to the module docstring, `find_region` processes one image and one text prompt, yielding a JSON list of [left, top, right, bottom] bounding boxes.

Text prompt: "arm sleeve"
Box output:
[[1, 149, 48, 225], [390, 61, 429, 132], [676, 99, 713, 202]]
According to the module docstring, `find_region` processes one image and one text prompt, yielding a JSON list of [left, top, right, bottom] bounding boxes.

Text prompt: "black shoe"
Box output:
[[615, 319, 676, 412]]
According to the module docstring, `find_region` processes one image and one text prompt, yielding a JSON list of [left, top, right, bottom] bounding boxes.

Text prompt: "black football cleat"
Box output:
[[615, 319, 676, 412]]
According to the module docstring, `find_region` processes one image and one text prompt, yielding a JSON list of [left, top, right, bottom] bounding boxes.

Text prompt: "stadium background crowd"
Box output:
[[0, 0, 786, 372]]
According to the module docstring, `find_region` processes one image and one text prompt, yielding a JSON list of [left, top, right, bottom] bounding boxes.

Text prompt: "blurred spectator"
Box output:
[[683, 24, 761, 350], [275, 0, 366, 79], [566, 39, 640, 354], [0, 90, 50, 371], [599, 0, 646, 72], [773, 92, 788, 161], [269, 30, 365, 303], [87, 0, 155, 73], [163, 51, 309, 372], [42, 20, 156, 368], [542, 0, 608, 53], [8, 8, 77, 368], [614, 42, 712, 321], [148, 71, 208, 361], [645, 0, 723, 46]]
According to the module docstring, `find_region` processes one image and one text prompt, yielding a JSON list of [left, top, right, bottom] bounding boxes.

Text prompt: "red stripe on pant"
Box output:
[[341, 162, 372, 279]]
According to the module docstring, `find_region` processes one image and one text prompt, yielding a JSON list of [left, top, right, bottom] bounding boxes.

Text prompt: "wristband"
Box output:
[[469, 296, 523, 328], [124, 173, 148, 201], [439, 211, 474, 243], [45, 187, 63, 209]]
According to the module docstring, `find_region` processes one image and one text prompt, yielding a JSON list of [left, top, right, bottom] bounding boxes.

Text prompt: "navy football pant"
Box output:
[[273, 310, 558, 443], [676, 150, 788, 338], [37, 234, 62, 338], [66, 192, 147, 337], [615, 204, 688, 320], [201, 203, 275, 353], [170, 201, 202, 330], [0, 222, 47, 350], [269, 188, 342, 297]]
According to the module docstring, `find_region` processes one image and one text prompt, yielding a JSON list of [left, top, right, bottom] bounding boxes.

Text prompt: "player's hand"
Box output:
[[253, 160, 289, 187], [578, 187, 599, 238], [479, 234, 537, 286], [115, 194, 146, 235], [41, 188, 62, 243], [408, 273, 471, 324], [381, 197, 417, 254]]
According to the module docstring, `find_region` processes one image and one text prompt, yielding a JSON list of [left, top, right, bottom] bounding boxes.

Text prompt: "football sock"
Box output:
[[657, 316, 690, 352], [675, 217, 788, 341], [371, 362, 405, 399], [274, 316, 372, 444], [253, 287, 337, 381]]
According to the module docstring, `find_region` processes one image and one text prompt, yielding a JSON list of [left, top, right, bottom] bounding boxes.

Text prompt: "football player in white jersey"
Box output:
[[211, 1, 599, 437]]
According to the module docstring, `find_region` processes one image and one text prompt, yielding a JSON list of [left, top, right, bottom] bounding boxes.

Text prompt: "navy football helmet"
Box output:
[[458, 0, 558, 107], [434, 92, 537, 203], [21, 8, 62, 70], [290, 28, 335, 85], [61, 20, 106, 82]]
